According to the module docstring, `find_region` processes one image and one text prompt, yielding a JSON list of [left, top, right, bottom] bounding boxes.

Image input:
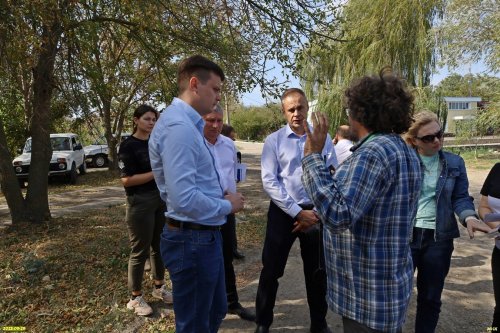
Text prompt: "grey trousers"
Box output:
[[125, 190, 166, 292]]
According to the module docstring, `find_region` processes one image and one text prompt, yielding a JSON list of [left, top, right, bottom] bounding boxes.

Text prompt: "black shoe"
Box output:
[[228, 303, 256, 321], [310, 326, 332, 333], [233, 250, 245, 260], [255, 325, 269, 333]]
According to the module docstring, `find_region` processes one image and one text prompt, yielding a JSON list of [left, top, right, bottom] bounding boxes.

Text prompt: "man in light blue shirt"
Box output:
[[255, 88, 337, 333], [149, 55, 244, 333]]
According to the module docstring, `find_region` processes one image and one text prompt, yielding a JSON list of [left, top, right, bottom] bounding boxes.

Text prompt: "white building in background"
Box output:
[[443, 96, 482, 133]]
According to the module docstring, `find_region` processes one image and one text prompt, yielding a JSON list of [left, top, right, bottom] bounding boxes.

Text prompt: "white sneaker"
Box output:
[[126, 295, 153, 316], [152, 285, 173, 304]]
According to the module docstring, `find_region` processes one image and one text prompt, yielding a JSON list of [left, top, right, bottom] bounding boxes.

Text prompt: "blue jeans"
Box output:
[[410, 227, 454, 333], [160, 224, 227, 333]]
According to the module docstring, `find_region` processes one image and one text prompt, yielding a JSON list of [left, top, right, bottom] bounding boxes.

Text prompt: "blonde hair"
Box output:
[[404, 111, 441, 148]]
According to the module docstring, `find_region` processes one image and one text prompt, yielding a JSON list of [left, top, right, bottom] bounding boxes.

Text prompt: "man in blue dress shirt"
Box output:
[[149, 55, 245, 333], [255, 88, 337, 333]]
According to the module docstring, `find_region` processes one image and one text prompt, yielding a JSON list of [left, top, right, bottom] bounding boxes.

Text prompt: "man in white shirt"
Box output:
[[333, 125, 354, 164], [255, 88, 337, 333], [203, 105, 256, 322]]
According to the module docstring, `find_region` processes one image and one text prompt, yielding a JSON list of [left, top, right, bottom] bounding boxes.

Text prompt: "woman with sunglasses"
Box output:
[[404, 111, 490, 333]]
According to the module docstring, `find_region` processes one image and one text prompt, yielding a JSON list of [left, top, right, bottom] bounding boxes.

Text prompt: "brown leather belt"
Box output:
[[167, 218, 221, 231]]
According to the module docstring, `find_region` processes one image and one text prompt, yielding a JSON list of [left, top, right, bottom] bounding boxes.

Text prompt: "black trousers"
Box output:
[[492, 246, 500, 327], [343, 317, 401, 333], [255, 201, 328, 329], [222, 213, 239, 306]]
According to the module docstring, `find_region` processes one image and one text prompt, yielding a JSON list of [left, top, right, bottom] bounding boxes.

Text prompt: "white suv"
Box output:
[[13, 133, 86, 187], [84, 133, 131, 168]]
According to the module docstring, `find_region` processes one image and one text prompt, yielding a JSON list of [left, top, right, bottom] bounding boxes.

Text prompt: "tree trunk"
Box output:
[[103, 97, 120, 170], [224, 97, 230, 125], [0, 118, 27, 224], [24, 19, 63, 223]]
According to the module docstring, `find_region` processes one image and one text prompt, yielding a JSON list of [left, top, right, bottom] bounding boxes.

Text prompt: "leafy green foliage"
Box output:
[[438, 73, 500, 140], [412, 86, 448, 128], [298, 0, 445, 133], [0, 93, 27, 156], [438, 74, 500, 102], [232, 103, 284, 141], [434, 0, 499, 72]]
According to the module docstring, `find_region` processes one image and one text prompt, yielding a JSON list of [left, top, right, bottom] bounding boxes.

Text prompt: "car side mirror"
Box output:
[[74, 143, 83, 150], [17, 148, 22, 154]]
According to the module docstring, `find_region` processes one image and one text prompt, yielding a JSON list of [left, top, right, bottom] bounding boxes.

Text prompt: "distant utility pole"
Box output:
[[225, 97, 230, 125], [468, 64, 472, 97]]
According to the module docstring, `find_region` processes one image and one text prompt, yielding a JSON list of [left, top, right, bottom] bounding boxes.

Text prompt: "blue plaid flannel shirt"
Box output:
[[302, 134, 422, 332]]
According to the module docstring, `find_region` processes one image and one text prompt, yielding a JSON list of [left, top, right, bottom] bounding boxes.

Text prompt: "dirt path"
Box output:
[[0, 186, 126, 225]]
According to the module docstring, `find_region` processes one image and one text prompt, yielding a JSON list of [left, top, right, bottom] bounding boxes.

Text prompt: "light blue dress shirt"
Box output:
[[261, 124, 338, 218], [149, 97, 232, 226]]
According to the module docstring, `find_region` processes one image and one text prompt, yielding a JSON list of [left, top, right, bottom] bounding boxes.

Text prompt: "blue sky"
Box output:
[[240, 61, 495, 106]]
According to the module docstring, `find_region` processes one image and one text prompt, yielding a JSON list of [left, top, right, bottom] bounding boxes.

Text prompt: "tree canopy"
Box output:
[[434, 0, 499, 72], [0, 0, 343, 224], [297, 0, 445, 132]]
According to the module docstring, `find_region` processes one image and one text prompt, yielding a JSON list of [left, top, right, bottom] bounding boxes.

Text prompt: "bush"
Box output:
[[231, 104, 284, 141]]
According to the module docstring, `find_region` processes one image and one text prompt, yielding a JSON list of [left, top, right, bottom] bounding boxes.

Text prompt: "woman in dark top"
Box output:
[[479, 163, 500, 328], [118, 104, 172, 316]]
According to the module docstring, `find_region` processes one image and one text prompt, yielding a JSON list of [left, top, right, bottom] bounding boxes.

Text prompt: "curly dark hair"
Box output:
[[345, 67, 414, 134]]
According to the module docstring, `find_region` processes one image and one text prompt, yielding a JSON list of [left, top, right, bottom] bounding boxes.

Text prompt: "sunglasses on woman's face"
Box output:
[[416, 130, 444, 143]]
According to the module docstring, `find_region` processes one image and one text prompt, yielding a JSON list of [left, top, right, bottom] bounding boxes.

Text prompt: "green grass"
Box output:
[[446, 147, 500, 170], [0, 177, 268, 332], [0, 206, 175, 332]]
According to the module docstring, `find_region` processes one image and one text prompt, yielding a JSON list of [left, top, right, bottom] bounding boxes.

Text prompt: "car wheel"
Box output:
[[93, 154, 107, 168], [68, 163, 77, 184], [78, 160, 87, 175]]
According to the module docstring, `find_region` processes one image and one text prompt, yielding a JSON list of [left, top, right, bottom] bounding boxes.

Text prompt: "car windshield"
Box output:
[[23, 139, 32, 153], [51, 137, 71, 151], [24, 137, 71, 153]]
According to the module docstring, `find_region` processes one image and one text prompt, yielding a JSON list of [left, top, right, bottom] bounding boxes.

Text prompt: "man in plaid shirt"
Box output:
[[301, 68, 422, 333]]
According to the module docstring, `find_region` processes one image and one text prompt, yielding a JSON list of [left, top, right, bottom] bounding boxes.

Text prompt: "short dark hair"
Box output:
[[132, 104, 158, 133], [280, 88, 307, 105], [177, 55, 225, 93], [345, 67, 414, 134], [221, 124, 234, 137]]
